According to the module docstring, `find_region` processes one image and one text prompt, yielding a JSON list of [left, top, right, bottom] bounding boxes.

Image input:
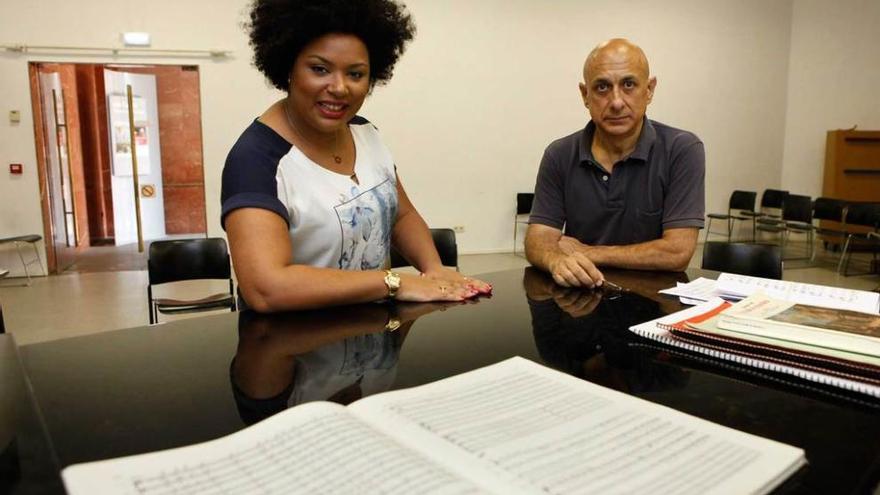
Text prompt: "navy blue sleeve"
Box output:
[[529, 139, 569, 230], [221, 121, 293, 230], [662, 134, 706, 230]]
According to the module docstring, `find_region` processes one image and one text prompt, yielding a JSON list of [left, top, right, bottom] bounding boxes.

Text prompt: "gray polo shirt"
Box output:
[[530, 118, 705, 246]]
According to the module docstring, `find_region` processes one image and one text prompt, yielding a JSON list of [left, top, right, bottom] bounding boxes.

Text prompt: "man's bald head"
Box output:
[[583, 38, 650, 83], [578, 38, 657, 142]]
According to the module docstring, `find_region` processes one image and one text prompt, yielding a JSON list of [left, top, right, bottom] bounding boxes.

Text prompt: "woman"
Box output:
[[222, 0, 491, 312]]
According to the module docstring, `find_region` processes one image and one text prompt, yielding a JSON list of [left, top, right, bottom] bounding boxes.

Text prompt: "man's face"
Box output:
[[579, 47, 656, 140]]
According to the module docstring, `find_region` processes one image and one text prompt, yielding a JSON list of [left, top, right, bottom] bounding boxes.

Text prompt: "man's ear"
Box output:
[[646, 77, 657, 102], [578, 82, 589, 107]]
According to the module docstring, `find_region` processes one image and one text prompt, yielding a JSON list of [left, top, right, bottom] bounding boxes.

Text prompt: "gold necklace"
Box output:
[[283, 100, 342, 164]]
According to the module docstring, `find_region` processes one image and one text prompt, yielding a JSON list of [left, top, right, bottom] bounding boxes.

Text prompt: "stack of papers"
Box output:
[[630, 298, 880, 398], [659, 273, 880, 314]]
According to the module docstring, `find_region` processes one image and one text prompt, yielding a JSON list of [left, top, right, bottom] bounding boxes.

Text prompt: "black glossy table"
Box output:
[[9, 268, 880, 494]]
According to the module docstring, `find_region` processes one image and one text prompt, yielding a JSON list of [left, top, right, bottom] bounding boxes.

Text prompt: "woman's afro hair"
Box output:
[[246, 0, 416, 91]]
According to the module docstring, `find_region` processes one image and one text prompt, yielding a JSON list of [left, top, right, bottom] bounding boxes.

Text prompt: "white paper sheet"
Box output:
[[62, 402, 481, 495], [353, 357, 806, 495], [659, 274, 880, 314], [716, 274, 880, 314], [659, 277, 731, 305]]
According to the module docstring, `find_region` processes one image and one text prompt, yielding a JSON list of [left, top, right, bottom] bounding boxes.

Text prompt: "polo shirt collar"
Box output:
[[580, 116, 657, 165]]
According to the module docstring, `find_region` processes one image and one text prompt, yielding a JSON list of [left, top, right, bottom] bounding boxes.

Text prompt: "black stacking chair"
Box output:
[[513, 193, 534, 254], [705, 190, 756, 242], [812, 197, 849, 256], [390, 228, 459, 271], [838, 203, 880, 276], [701, 242, 783, 280], [743, 189, 788, 240], [147, 238, 237, 324], [755, 194, 814, 260]]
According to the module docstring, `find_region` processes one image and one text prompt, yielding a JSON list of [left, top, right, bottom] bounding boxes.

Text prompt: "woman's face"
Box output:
[[287, 33, 371, 136]]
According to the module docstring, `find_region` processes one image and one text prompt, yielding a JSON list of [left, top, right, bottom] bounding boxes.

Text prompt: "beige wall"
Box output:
[[1, 0, 798, 273], [780, 0, 880, 197]]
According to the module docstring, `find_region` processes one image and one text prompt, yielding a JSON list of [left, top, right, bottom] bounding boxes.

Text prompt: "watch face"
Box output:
[[384, 271, 400, 298], [386, 272, 400, 289]]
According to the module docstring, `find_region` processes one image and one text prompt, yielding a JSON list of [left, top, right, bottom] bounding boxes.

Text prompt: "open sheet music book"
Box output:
[[62, 357, 805, 495], [630, 300, 880, 398]]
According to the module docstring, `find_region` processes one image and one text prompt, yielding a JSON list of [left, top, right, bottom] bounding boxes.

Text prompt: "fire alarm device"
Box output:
[[10, 163, 23, 175]]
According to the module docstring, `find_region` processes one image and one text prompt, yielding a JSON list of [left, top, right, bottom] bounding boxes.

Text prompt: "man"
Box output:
[[525, 38, 705, 288]]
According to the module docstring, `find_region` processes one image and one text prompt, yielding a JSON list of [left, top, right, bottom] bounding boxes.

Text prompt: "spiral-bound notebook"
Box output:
[[629, 299, 880, 399]]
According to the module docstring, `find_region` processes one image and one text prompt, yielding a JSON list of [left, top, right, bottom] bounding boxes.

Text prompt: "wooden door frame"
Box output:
[[28, 63, 58, 274]]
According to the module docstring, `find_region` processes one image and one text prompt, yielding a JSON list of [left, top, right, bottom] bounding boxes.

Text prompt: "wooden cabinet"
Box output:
[[823, 129, 880, 201], [821, 130, 880, 245]]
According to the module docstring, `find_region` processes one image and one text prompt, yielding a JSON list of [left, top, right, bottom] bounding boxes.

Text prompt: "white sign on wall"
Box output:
[[108, 93, 151, 176]]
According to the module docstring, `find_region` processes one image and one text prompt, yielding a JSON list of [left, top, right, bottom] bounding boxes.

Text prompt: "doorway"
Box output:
[[28, 63, 208, 273]]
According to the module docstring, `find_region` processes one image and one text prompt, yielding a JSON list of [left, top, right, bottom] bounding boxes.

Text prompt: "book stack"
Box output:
[[634, 275, 880, 398]]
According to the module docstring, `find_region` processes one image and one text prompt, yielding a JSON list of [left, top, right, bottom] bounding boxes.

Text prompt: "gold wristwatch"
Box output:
[[383, 270, 401, 299]]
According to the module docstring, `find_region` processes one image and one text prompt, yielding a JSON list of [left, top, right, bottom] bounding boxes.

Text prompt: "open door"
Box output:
[[104, 70, 166, 247], [36, 70, 78, 272], [29, 62, 207, 274]]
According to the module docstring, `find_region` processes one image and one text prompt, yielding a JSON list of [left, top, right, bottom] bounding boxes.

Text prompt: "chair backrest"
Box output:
[[844, 203, 880, 228], [701, 242, 783, 280], [390, 228, 458, 269], [728, 190, 756, 212], [812, 197, 848, 222], [148, 238, 232, 285], [516, 193, 535, 215], [781, 194, 813, 224], [760, 189, 788, 210]]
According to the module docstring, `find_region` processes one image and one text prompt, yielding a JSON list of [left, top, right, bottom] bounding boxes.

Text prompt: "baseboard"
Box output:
[[459, 248, 519, 256]]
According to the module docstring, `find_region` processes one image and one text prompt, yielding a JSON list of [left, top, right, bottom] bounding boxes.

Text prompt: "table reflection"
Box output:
[[231, 302, 457, 424], [522, 267, 691, 394]]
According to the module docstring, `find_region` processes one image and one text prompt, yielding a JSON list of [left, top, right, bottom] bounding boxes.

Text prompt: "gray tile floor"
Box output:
[[1, 247, 876, 346]]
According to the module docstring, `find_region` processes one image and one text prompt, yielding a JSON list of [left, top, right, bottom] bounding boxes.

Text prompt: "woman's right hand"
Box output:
[[394, 273, 479, 302]]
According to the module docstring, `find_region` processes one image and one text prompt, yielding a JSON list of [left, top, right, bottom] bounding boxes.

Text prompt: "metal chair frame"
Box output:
[[811, 197, 849, 263], [513, 193, 534, 256], [705, 190, 757, 242], [837, 204, 880, 276], [0, 235, 43, 287], [147, 238, 237, 325], [742, 189, 788, 242], [755, 194, 814, 261]]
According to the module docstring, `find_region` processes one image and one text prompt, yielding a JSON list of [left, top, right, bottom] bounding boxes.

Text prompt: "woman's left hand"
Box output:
[[422, 268, 493, 297]]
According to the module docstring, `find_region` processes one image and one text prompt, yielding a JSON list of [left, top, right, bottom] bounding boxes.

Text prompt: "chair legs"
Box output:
[[0, 241, 42, 287], [704, 217, 733, 243], [513, 219, 527, 256], [513, 220, 518, 254], [148, 286, 156, 325], [839, 234, 880, 276]]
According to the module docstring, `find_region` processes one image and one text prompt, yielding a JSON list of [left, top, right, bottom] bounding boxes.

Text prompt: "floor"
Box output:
[[0, 245, 877, 346]]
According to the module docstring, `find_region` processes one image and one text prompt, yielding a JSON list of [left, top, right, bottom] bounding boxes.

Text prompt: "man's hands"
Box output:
[[526, 224, 605, 288], [548, 236, 605, 288]]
